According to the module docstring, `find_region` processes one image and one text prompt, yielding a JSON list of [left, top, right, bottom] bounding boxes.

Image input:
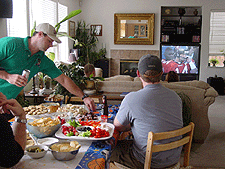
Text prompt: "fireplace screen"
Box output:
[[120, 60, 139, 77]]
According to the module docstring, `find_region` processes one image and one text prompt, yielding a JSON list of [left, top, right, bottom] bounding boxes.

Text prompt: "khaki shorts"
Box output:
[[110, 140, 144, 169]]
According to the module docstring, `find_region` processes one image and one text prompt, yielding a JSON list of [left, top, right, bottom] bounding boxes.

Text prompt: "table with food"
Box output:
[[13, 94, 121, 169]]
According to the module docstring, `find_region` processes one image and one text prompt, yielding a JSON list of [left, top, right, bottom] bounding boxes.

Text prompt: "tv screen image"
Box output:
[[161, 44, 200, 74]]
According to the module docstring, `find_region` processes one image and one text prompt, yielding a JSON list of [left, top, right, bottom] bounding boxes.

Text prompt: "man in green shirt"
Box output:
[[0, 23, 95, 111]]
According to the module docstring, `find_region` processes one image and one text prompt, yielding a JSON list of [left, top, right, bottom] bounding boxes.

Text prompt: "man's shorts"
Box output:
[[110, 140, 144, 169]]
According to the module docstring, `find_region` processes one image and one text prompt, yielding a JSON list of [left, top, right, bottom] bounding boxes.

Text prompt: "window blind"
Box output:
[[209, 11, 225, 55], [7, 0, 27, 37], [7, 0, 69, 62], [57, 3, 68, 62]]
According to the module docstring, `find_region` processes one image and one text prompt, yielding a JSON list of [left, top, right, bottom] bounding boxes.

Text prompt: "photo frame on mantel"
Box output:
[[91, 25, 102, 36], [69, 20, 75, 38]]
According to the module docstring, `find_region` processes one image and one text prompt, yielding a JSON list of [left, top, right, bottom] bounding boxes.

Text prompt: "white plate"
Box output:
[[37, 137, 59, 145], [55, 123, 115, 141]]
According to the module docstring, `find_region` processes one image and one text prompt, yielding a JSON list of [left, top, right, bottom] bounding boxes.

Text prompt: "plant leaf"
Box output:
[[30, 21, 36, 36], [55, 9, 82, 31], [57, 32, 76, 41]]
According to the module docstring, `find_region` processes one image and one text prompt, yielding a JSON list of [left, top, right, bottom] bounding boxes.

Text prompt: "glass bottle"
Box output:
[[101, 95, 108, 123], [43, 75, 52, 89]]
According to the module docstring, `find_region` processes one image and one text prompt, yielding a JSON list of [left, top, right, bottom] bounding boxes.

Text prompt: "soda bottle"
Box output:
[[101, 95, 108, 122]]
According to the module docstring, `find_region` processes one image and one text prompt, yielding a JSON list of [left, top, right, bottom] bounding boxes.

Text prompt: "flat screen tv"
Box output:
[[0, 0, 13, 18], [160, 44, 200, 75]]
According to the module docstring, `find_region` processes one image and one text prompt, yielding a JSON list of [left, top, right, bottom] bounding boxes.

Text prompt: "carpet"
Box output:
[[188, 96, 225, 168]]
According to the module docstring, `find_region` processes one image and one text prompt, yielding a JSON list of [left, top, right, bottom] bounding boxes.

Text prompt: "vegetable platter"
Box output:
[[55, 120, 115, 141]]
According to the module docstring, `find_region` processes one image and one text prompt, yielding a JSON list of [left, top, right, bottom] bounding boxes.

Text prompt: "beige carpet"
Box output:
[[188, 96, 225, 168]]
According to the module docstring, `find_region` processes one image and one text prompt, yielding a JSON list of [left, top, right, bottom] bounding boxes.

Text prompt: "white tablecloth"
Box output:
[[14, 141, 92, 169]]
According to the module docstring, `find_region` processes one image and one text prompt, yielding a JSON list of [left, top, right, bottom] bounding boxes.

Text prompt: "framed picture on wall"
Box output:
[[90, 25, 102, 36], [69, 20, 75, 38]]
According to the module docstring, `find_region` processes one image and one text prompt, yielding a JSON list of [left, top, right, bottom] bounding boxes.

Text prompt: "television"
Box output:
[[161, 44, 200, 77], [0, 0, 13, 18]]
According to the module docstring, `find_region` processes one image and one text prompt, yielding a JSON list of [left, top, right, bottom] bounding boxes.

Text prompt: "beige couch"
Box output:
[[98, 75, 219, 143]]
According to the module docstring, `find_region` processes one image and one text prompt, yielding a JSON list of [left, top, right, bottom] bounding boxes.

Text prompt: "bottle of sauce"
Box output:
[[101, 95, 108, 123]]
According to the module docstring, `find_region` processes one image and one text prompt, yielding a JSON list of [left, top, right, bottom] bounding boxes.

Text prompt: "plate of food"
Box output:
[[24, 105, 53, 119], [55, 120, 114, 141]]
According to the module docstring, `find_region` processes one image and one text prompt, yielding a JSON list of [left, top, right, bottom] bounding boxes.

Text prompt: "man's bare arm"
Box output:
[[54, 74, 96, 111], [114, 116, 131, 132]]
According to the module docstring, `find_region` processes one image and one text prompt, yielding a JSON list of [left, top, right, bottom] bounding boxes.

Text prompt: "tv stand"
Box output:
[[162, 74, 199, 81]]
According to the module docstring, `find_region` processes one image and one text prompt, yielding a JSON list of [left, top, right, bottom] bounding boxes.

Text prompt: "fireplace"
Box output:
[[120, 59, 138, 77], [110, 50, 159, 76]]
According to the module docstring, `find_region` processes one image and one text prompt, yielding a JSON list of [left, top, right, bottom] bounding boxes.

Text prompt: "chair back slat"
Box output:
[[152, 136, 190, 152], [144, 122, 194, 169], [153, 124, 192, 140]]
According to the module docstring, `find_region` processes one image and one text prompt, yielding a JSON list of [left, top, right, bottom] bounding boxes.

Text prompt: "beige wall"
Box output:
[[1, 0, 225, 81], [79, 0, 225, 82]]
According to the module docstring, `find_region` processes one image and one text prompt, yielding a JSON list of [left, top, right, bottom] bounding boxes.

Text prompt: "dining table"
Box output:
[[13, 104, 121, 169], [15, 135, 119, 169]]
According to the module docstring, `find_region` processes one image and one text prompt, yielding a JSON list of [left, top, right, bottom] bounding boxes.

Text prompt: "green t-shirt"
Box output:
[[0, 36, 62, 99]]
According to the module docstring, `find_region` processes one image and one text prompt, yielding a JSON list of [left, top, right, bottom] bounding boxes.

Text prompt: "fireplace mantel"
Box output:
[[109, 49, 159, 76]]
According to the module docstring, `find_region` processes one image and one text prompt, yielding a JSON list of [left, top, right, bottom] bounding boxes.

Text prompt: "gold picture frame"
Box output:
[[114, 13, 155, 45], [69, 20, 75, 38]]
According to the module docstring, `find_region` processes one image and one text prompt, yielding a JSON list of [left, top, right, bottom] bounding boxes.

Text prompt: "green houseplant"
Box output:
[[53, 62, 85, 97], [209, 58, 219, 66], [74, 20, 98, 65]]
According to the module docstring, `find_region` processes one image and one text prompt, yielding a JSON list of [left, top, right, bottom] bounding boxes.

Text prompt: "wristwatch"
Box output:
[[82, 94, 89, 100], [15, 117, 27, 124]]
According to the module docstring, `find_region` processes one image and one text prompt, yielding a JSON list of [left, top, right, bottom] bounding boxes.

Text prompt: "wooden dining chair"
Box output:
[[145, 122, 195, 168], [110, 122, 195, 169], [64, 95, 100, 104]]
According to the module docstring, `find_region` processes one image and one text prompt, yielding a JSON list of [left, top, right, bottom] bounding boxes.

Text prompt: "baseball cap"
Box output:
[[138, 54, 162, 75], [36, 23, 61, 43]]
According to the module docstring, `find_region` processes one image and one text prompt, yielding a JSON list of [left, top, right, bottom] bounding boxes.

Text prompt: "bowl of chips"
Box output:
[[49, 141, 81, 161], [26, 117, 61, 138], [25, 145, 49, 159]]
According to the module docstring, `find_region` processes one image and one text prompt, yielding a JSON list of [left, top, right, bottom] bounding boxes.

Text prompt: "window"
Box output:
[[7, 0, 27, 37], [209, 10, 225, 67], [7, 0, 68, 62]]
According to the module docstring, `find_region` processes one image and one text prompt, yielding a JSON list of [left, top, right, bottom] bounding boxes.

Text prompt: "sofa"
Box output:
[[97, 75, 219, 143]]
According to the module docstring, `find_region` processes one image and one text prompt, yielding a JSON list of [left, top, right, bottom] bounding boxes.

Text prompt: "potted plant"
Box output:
[[74, 21, 98, 65], [98, 47, 107, 59], [83, 73, 104, 91], [209, 58, 219, 67], [53, 62, 85, 97]]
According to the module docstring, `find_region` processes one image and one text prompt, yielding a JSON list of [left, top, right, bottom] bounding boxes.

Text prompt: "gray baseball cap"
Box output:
[[36, 23, 61, 43], [138, 54, 162, 74]]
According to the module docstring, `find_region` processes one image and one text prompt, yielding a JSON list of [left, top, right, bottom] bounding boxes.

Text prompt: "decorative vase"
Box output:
[[165, 9, 171, 14], [68, 49, 79, 62], [193, 9, 198, 16], [178, 8, 186, 16]]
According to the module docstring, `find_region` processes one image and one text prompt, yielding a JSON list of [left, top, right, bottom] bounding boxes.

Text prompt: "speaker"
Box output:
[[94, 59, 109, 78]]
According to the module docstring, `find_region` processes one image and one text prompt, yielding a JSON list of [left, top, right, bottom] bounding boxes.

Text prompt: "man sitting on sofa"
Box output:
[[110, 54, 183, 168]]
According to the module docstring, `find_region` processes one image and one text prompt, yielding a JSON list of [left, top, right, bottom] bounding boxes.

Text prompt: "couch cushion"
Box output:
[[104, 75, 134, 81], [170, 80, 211, 89], [134, 77, 141, 82]]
